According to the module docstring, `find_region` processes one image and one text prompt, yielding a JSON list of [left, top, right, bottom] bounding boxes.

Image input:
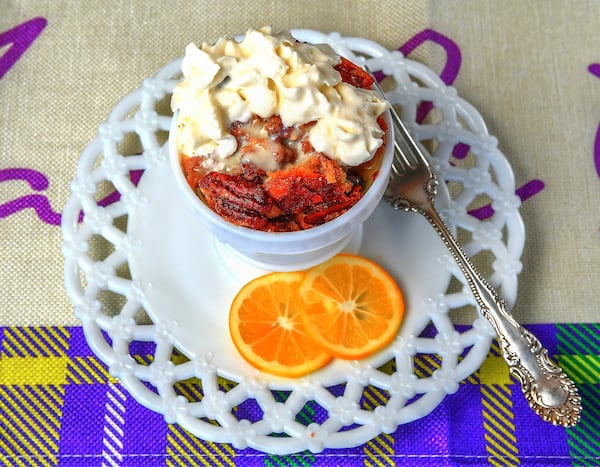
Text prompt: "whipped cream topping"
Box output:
[[171, 27, 388, 168]]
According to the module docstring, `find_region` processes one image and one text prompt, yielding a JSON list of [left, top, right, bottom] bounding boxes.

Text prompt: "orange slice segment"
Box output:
[[229, 271, 332, 377], [299, 254, 404, 359]]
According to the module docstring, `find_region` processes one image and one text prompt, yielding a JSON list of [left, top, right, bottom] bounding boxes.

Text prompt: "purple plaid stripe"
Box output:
[[0, 324, 599, 465], [59, 384, 107, 458]]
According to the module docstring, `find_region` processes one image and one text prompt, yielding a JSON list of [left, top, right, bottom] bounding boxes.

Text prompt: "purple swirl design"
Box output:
[[588, 63, 600, 178], [77, 170, 144, 222], [372, 29, 462, 125], [468, 179, 545, 220], [0, 167, 50, 190], [376, 29, 545, 220], [0, 17, 47, 79], [0, 168, 143, 226], [589, 63, 600, 78], [0, 194, 62, 226], [400, 29, 462, 86], [399, 29, 462, 124], [0, 168, 62, 225]]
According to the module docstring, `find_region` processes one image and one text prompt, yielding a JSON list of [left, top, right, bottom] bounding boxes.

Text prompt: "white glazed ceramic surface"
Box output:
[[61, 30, 524, 455]]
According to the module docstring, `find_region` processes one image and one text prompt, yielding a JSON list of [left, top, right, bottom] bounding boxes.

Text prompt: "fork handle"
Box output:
[[422, 205, 582, 427]]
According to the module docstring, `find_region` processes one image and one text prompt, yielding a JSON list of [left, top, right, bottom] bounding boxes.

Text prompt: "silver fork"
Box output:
[[372, 77, 582, 427]]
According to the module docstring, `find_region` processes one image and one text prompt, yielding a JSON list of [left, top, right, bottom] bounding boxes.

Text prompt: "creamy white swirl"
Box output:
[[171, 27, 388, 167]]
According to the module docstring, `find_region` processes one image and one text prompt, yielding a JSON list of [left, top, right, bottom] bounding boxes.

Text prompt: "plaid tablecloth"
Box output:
[[1, 323, 598, 465], [1, 1, 599, 465]]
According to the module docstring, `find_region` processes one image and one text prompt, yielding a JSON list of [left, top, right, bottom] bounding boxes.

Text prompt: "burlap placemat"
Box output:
[[1, 0, 427, 326], [429, 0, 600, 324], [2, 3, 599, 464], [1, 0, 598, 327]]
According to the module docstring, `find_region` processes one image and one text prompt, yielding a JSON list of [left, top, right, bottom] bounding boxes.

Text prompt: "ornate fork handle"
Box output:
[[388, 181, 582, 427]]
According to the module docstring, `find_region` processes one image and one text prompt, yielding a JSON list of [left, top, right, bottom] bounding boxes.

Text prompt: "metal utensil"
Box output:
[[373, 76, 582, 427]]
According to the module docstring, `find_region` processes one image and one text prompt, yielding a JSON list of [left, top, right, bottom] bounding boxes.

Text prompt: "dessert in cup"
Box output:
[[169, 27, 393, 271]]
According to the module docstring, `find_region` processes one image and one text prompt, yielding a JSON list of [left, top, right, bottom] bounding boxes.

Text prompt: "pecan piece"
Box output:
[[198, 172, 281, 229]]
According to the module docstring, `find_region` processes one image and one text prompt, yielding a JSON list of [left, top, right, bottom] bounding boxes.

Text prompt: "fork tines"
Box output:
[[367, 69, 428, 172]]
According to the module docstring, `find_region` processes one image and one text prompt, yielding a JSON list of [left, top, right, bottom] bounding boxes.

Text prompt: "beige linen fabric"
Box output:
[[429, 1, 600, 323], [0, 0, 427, 325], [1, 0, 598, 326]]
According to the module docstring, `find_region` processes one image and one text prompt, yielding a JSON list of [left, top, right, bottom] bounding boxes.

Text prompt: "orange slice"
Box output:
[[299, 254, 404, 359], [229, 271, 332, 377]]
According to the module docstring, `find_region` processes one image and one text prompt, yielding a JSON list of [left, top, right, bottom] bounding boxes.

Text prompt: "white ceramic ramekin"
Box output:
[[168, 110, 393, 272]]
